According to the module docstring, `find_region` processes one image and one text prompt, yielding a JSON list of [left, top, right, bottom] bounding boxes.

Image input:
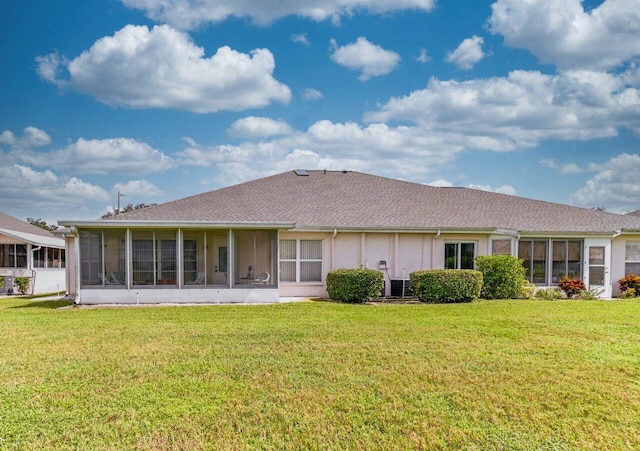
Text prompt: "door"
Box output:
[[583, 239, 611, 298]]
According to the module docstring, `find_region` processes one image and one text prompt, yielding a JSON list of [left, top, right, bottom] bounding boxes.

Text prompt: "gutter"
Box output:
[[431, 229, 441, 268], [58, 220, 296, 230]]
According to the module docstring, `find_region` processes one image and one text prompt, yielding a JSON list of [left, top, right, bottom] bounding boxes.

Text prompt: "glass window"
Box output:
[[445, 242, 475, 270], [279, 239, 322, 283], [519, 240, 548, 284], [551, 240, 582, 283], [491, 240, 511, 255], [0, 244, 28, 268], [625, 242, 640, 276]]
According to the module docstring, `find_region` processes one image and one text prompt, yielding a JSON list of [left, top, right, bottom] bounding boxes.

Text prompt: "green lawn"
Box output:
[[1, 298, 639, 449]]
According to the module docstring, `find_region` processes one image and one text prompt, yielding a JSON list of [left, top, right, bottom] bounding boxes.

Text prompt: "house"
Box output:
[[59, 170, 640, 304], [0, 212, 66, 295]]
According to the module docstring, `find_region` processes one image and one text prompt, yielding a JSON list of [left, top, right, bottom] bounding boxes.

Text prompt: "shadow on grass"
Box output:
[[10, 299, 74, 309]]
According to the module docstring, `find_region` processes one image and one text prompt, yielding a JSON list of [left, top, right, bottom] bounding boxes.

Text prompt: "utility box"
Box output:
[[1, 276, 13, 294], [390, 279, 412, 297]]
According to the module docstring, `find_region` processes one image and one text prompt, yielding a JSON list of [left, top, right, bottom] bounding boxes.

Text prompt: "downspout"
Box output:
[[331, 228, 338, 271], [431, 229, 441, 269]]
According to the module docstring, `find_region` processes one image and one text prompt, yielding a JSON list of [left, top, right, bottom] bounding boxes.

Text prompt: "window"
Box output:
[[491, 240, 511, 255], [34, 247, 46, 268], [519, 240, 548, 284], [183, 239, 198, 283], [47, 248, 65, 269], [279, 239, 322, 282], [444, 242, 475, 269], [157, 239, 176, 284], [625, 242, 640, 276], [551, 240, 582, 283], [132, 232, 154, 285], [80, 231, 102, 285], [0, 244, 28, 268]]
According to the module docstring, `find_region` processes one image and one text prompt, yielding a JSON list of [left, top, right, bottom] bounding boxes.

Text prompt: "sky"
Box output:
[[1, 0, 639, 225]]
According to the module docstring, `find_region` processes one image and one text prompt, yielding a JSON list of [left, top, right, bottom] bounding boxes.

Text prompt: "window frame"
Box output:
[[279, 239, 323, 283], [444, 241, 476, 270], [624, 241, 640, 276]]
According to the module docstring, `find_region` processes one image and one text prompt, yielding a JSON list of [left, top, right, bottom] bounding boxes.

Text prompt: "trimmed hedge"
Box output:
[[475, 255, 526, 299], [410, 269, 483, 303], [326, 269, 384, 303]]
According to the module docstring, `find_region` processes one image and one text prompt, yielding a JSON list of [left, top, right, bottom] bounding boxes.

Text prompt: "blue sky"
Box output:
[[1, 0, 639, 224]]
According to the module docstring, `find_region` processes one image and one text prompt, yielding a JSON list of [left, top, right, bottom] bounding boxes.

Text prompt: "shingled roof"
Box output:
[[103, 170, 640, 234], [0, 211, 65, 247]]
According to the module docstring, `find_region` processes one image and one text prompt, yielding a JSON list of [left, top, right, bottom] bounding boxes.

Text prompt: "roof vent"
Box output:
[[294, 169, 309, 176]]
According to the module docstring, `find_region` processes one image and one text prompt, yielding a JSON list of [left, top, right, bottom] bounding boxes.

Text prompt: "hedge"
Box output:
[[475, 255, 526, 299], [326, 269, 385, 303], [410, 269, 483, 303]]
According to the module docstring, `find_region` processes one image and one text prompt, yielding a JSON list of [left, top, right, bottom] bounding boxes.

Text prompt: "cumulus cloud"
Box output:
[[177, 119, 467, 185], [112, 180, 164, 198], [428, 179, 453, 187], [227, 117, 293, 139], [0, 164, 110, 219], [489, 0, 640, 70], [120, 0, 436, 29], [467, 183, 517, 196], [572, 154, 640, 211], [37, 24, 291, 113], [330, 37, 401, 81], [445, 35, 485, 70], [366, 70, 640, 151], [302, 88, 324, 100], [0, 126, 51, 149], [17, 137, 173, 175]]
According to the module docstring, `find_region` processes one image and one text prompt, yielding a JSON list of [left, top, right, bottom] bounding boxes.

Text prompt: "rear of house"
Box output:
[[59, 170, 640, 304], [0, 212, 66, 295]]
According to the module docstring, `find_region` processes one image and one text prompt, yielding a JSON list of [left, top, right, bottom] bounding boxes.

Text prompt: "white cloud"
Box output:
[[489, 0, 640, 71], [291, 33, 310, 46], [227, 117, 293, 139], [330, 37, 401, 81], [301, 88, 324, 100], [177, 119, 466, 185], [37, 25, 291, 113], [468, 183, 517, 196], [17, 137, 173, 175], [417, 48, 430, 63], [112, 180, 164, 198], [34, 53, 67, 87], [445, 35, 485, 70], [539, 158, 583, 174], [120, 0, 436, 29], [0, 164, 110, 220], [572, 153, 640, 210], [0, 126, 51, 149], [428, 179, 453, 187], [366, 70, 640, 151]]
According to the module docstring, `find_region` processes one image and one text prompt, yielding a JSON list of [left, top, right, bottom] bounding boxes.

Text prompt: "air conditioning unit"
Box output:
[[1, 276, 13, 294]]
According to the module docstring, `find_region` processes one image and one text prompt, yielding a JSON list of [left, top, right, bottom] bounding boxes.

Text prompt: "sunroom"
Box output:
[[65, 222, 292, 304]]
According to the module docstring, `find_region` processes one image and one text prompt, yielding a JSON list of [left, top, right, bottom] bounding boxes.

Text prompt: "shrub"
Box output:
[[14, 277, 30, 295], [518, 280, 537, 299], [0, 276, 4, 290], [558, 276, 585, 299], [618, 274, 640, 297], [475, 255, 526, 299], [577, 288, 603, 300], [326, 269, 384, 303], [535, 287, 564, 300], [410, 269, 482, 303]]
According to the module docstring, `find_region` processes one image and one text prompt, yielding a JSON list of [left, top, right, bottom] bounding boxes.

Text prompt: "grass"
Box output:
[[1, 298, 639, 449]]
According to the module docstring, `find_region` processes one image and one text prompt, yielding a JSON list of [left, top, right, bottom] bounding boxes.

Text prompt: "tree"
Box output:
[[101, 203, 157, 218], [27, 218, 59, 231]]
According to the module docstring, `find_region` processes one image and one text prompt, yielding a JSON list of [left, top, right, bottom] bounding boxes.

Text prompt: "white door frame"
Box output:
[[583, 239, 611, 298]]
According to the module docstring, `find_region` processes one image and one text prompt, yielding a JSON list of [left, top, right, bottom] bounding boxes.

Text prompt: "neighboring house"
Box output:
[[0, 212, 66, 294], [59, 170, 640, 304]]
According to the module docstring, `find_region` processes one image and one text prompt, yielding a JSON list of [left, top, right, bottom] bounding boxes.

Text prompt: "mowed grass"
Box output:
[[1, 298, 639, 449]]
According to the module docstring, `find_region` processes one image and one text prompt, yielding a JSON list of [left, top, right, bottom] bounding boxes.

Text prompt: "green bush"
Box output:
[[535, 287, 564, 300], [326, 269, 384, 303], [0, 276, 4, 290], [14, 277, 30, 295], [475, 255, 526, 299], [410, 269, 482, 303], [518, 280, 537, 299]]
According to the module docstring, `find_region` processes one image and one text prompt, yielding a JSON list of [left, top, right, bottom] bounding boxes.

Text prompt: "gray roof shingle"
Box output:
[[103, 170, 640, 233]]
